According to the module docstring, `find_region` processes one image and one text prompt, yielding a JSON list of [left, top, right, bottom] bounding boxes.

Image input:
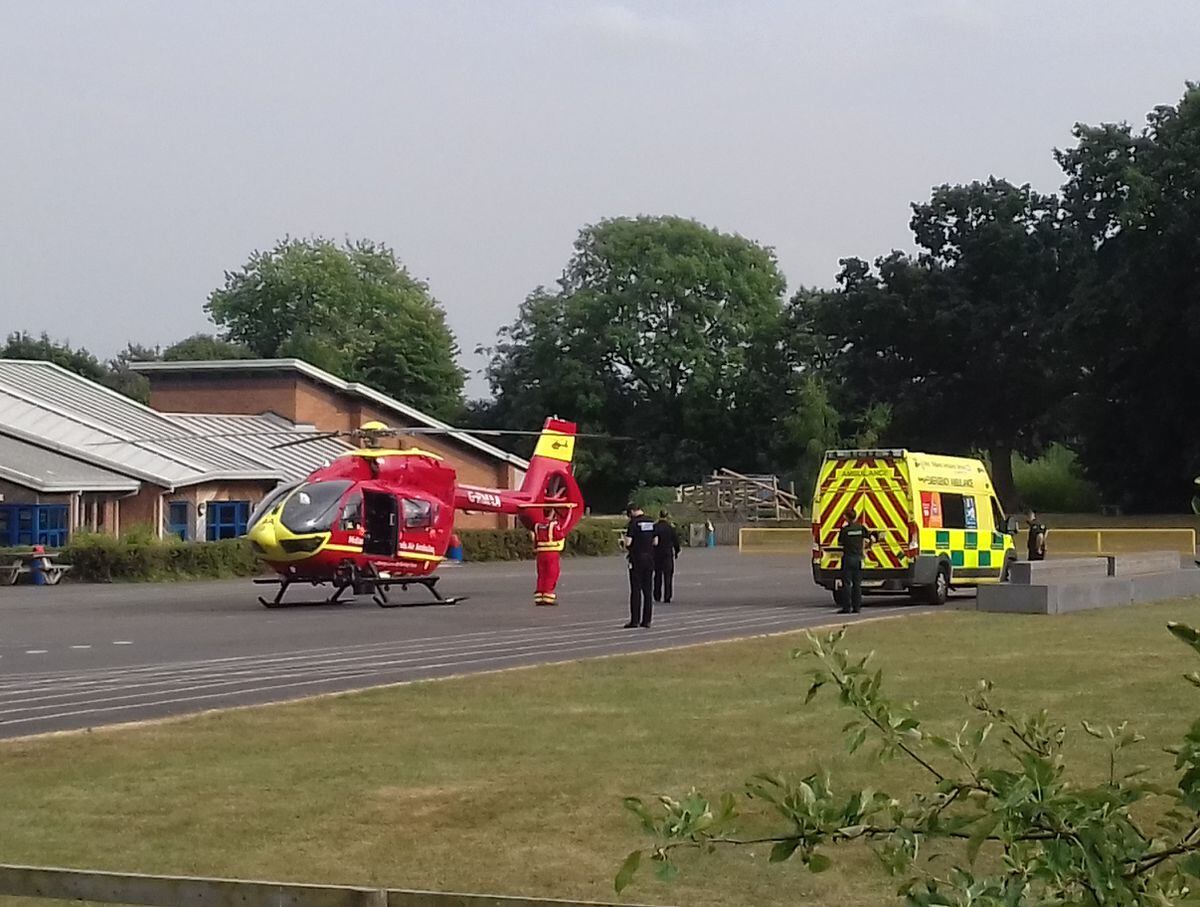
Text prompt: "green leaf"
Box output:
[[808, 853, 833, 873], [654, 859, 679, 882], [614, 849, 642, 893], [966, 814, 1000, 864], [770, 839, 801, 862]]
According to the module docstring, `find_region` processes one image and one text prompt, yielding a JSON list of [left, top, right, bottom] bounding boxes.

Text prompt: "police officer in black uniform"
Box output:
[[653, 510, 681, 603], [1026, 510, 1047, 561], [622, 503, 657, 628]]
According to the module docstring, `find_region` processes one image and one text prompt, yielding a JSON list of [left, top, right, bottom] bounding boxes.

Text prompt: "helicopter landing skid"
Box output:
[[371, 575, 468, 608], [254, 578, 354, 609]]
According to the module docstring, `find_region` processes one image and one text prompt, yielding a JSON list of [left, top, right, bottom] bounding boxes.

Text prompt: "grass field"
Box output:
[[4, 601, 1200, 906]]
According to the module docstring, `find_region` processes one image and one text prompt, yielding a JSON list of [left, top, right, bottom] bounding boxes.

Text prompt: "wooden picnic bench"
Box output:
[[2, 554, 72, 586]]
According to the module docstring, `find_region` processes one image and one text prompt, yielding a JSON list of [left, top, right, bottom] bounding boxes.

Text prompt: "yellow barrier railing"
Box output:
[[739, 527, 810, 553], [738, 527, 1197, 556], [1043, 528, 1196, 556]]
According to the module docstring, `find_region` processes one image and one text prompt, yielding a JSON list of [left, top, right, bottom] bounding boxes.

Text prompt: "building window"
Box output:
[[167, 502, 190, 541], [0, 504, 69, 547], [206, 501, 250, 541]]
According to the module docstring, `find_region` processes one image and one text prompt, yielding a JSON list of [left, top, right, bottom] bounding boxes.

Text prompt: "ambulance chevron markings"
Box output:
[[816, 457, 911, 570]]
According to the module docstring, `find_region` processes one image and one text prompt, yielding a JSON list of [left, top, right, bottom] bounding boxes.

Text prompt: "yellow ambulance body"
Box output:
[[811, 449, 1018, 605]]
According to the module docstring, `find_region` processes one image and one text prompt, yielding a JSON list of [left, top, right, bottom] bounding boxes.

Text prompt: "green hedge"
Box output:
[[458, 521, 618, 562], [4, 521, 618, 584], [59, 533, 262, 582]]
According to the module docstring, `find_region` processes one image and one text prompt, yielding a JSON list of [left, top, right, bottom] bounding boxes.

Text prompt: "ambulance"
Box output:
[[811, 449, 1019, 605]]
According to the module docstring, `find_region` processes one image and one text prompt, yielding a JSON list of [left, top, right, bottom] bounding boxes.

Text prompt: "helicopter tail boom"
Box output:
[[453, 418, 584, 532]]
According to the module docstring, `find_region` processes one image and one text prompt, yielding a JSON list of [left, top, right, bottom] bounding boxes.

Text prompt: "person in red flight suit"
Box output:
[[532, 508, 565, 606]]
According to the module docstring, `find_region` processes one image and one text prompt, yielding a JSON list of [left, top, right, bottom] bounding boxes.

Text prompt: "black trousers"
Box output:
[[629, 556, 654, 625], [653, 559, 674, 602], [840, 557, 864, 612]]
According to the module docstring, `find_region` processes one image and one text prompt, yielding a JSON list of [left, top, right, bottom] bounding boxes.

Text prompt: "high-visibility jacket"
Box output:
[[533, 520, 565, 553]]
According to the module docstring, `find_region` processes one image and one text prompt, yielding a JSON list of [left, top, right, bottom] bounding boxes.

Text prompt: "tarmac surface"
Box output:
[[0, 549, 935, 739]]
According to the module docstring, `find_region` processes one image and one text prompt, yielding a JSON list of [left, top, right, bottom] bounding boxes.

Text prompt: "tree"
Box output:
[[162, 333, 254, 361], [206, 238, 465, 420], [2, 331, 108, 382], [618, 623, 1200, 905], [483, 216, 825, 507], [0, 331, 152, 402], [1056, 85, 1200, 511], [801, 180, 1074, 509]]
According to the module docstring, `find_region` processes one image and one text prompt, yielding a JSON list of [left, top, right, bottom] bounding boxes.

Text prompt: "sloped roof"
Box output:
[[129, 358, 530, 469], [0, 435, 139, 493], [0, 360, 352, 491], [163, 412, 351, 479]]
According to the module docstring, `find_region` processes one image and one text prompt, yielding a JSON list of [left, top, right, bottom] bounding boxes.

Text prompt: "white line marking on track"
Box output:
[[24, 650, 47, 655], [70, 646, 91, 650], [0, 606, 919, 729], [112, 641, 133, 646]]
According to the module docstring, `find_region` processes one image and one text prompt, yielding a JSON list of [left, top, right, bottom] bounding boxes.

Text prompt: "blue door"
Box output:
[[206, 501, 250, 541], [0, 505, 69, 547], [167, 502, 190, 541]]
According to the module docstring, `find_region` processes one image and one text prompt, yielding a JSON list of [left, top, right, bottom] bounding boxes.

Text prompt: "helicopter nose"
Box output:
[[247, 518, 281, 558]]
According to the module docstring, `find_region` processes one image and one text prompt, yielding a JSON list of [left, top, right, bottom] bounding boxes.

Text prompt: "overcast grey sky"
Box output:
[[2, 1, 1197, 396]]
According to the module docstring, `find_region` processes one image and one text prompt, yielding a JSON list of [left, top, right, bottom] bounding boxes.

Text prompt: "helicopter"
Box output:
[[243, 417, 588, 608]]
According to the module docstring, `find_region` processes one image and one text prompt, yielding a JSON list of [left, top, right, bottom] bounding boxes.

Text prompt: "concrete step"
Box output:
[[976, 567, 1200, 614], [1111, 551, 1186, 576], [1009, 558, 1109, 585]]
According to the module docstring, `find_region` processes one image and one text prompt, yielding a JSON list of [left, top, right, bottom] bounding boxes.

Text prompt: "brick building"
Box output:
[[130, 358, 527, 529]]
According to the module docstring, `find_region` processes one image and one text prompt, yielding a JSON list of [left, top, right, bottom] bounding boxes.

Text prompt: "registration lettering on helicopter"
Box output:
[[464, 489, 502, 508]]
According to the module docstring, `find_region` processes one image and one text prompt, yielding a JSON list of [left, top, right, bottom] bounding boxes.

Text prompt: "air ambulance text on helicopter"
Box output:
[[245, 417, 588, 608]]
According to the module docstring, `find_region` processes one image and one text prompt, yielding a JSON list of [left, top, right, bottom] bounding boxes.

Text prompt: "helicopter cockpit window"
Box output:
[[247, 480, 301, 531], [280, 480, 354, 534], [402, 498, 433, 530]]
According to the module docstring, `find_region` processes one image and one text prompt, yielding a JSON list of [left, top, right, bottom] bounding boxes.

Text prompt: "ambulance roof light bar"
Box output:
[[825, 448, 906, 459]]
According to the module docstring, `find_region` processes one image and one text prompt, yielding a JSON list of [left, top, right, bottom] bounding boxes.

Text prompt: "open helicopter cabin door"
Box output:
[[362, 490, 399, 556]]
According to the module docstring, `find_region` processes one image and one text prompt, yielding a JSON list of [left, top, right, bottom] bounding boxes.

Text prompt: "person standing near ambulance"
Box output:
[[532, 508, 565, 605], [622, 503, 657, 628], [837, 507, 878, 614], [1026, 510, 1047, 561]]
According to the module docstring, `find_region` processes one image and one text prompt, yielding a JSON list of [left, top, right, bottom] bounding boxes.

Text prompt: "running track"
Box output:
[[0, 550, 933, 737]]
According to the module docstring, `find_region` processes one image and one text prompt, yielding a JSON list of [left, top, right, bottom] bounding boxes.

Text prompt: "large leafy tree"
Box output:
[[207, 238, 465, 420], [482, 216, 822, 507], [1056, 85, 1200, 511], [802, 179, 1074, 509]]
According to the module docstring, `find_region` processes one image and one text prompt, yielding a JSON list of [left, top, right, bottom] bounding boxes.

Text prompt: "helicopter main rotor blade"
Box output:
[[86, 430, 349, 446], [392, 427, 631, 440], [270, 432, 344, 450]]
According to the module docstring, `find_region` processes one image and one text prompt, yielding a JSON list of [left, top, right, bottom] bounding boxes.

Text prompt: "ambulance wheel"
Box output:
[[920, 566, 950, 606]]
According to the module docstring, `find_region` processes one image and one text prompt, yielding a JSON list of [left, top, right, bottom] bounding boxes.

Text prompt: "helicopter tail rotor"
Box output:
[[516, 418, 585, 532]]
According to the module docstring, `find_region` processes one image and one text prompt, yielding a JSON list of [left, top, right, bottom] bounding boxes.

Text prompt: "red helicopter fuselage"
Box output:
[[245, 418, 583, 587]]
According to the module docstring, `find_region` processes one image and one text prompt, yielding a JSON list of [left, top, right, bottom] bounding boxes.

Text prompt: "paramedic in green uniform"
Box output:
[[837, 508, 878, 614]]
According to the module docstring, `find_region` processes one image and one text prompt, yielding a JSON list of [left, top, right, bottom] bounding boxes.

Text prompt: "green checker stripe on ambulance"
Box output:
[[951, 550, 965, 567], [965, 531, 978, 548], [978, 550, 992, 567], [991, 532, 1006, 550], [936, 530, 950, 548]]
